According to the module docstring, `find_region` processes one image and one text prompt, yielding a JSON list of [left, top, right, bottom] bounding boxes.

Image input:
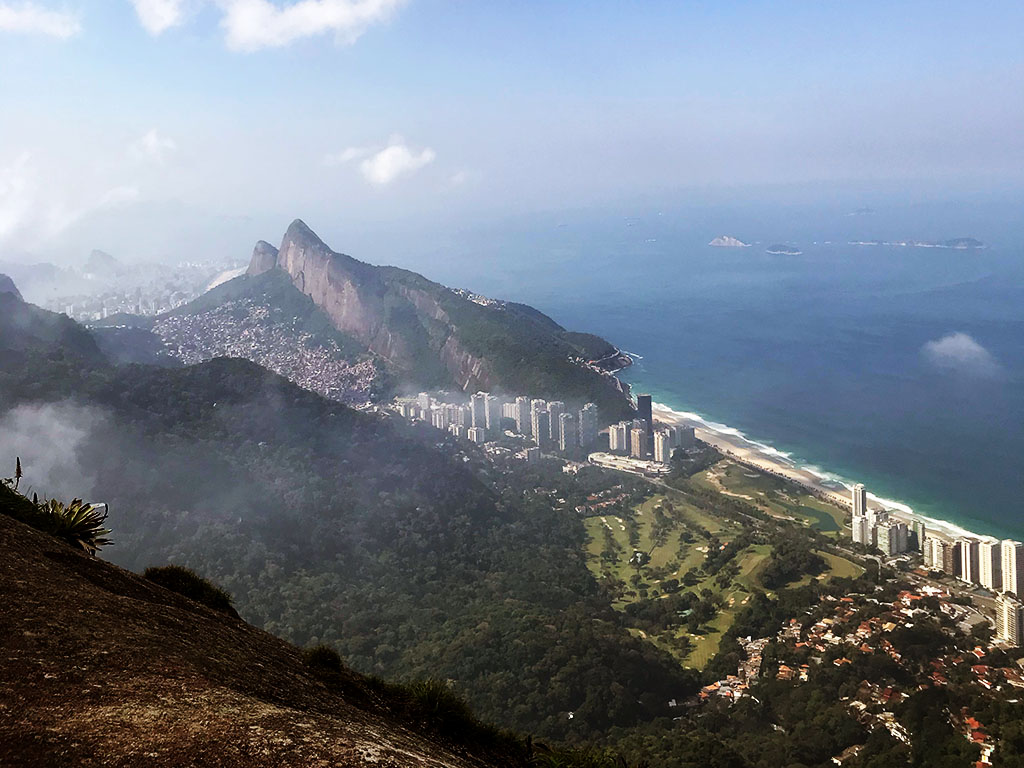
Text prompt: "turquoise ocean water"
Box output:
[[376, 197, 1024, 539]]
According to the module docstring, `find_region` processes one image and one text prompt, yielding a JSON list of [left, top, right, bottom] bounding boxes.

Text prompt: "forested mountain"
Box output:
[[0, 289, 103, 364], [0, 292, 691, 743]]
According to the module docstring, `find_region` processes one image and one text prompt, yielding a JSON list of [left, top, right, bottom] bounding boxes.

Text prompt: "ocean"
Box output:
[[373, 195, 1024, 540]]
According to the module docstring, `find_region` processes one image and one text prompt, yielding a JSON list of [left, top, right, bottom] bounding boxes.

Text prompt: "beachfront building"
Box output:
[[852, 484, 868, 517], [926, 539, 959, 576], [579, 403, 599, 447], [958, 539, 981, 584], [637, 394, 653, 437], [852, 516, 872, 547], [672, 424, 697, 449], [559, 412, 578, 452], [910, 519, 927, 552], [979, 540, 1003, 592], [997, 594, 1024, 645], [653, 430, 674, 464], [877, 521, 909, 556], [1003, 541, 1024, 597], [630, 427, 648, 459]]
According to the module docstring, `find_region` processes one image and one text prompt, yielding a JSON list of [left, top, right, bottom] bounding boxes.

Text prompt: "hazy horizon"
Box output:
[[2, 1, 1023, 265]]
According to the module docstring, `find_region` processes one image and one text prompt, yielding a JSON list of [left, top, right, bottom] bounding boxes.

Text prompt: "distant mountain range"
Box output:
[[848, 237, 985, 250]]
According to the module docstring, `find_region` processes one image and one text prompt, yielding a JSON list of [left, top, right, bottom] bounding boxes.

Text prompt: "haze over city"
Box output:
[[1, 0, 1023, 263]]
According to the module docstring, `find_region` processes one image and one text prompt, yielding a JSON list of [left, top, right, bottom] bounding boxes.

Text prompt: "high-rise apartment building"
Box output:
[[530, 399, 548, 442], [630, 427, 647, 459], [417, 393, 431, 411], [877, 521, 909, 556], [532, 408, 550, 447], [609, 422, 629, 453], [636, 394, 653, 438], [979, 539, 1002, 592], [470, 392, 488, 429], [852, 484, 867, 518], [467, 426, 486, 444], [1003, 540, 1024, 597], [910, 519, 927, 552], [997, 594, 1024, 645], [579, 403, 598, 448], [653, 430, 674, 464], [515, 397, 530, 435], [672, 425, 696, 449], [558, 412, 578, 452], [485, 394, 503, 431], [959, 539, 981, 584], [547, 401, 565, 441], [852, 516, 871, 546]]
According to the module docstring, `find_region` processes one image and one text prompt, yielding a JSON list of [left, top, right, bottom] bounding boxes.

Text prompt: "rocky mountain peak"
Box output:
[[0, 273, 21, 300], [246, 240, 279, 276]]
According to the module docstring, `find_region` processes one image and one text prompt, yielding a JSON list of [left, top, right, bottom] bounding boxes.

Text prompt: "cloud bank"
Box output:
[[220, 0, 404, 51], [129, 0, 187, 35], [129, 129, 178, 164], [0, 2, 80, 38], [922, 332, 1001, 377], [327, 137, 435, 185]]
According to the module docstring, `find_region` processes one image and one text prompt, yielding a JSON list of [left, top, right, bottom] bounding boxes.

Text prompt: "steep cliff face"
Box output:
[[248, 220, 633, 417], [246, 240, 279, 276], [0, 273, 21, 299]]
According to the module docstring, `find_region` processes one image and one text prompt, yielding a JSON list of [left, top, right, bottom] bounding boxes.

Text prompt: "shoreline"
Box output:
[[650, 402, 1000, 546]]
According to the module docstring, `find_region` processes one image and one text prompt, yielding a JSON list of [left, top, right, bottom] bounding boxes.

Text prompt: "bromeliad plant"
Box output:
[[1, 458, 112, 555]]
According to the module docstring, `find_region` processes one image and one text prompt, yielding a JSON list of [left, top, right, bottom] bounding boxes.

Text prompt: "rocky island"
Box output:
[[708, 235, 750, 247]]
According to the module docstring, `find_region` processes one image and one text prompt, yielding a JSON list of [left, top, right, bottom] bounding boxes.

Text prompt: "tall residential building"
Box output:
[[502, 401, 518, 420], [467, 426, 486, 444], [672, 425, 696, 449], [514, 396, 530, 435], [530, 399, 548, 442], [532, 408, 550, 447], [417, 392, 431, 411], [877, 521, 909, 556], [547, 401, 565, 441], [636, 394, 653, 437], [448, 423, 466, 439], [470, 392, 488, 429], [852, 484, 868, 518], [1003, 540, 1024, 597], [430, 407, 449, 430], [852, 516, 871, 546], [979, 540, 1002, 592], [910, 519, 927, 553], [630, 427, 647, 459], [959, 539, 981, 584], [653, 430, 674, 464], [578, 403, 598, 447], [558, 412, 578, 452], [485, 394, 503, 431], [997, 594, 1024, 646], [609, 422, 629, 453]]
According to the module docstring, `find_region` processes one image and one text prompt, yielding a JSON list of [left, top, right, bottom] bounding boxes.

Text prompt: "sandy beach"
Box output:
[[651, 402, 993, 545]]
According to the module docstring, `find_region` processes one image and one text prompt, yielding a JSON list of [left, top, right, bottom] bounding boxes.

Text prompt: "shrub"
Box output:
[[303, 644, 344, 675], [143, 564, 236, 616], [2, 460, 112, 555]]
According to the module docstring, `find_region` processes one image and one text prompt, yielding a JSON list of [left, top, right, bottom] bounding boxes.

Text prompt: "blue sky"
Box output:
[[1, 0, 1022, 261]]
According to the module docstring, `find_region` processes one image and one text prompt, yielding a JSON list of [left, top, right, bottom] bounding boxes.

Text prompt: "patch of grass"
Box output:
[[143, 564, 237, 617], [303, 644, 344, 675]]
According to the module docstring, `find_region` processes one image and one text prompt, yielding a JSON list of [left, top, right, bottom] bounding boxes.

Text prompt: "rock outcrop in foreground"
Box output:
[[0, 510, 510, 767]]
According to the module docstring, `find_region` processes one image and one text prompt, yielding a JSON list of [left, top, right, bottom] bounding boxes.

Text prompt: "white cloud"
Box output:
[[323, 146, 369, 166], [129, 129, 178, 164], [218, 0, 404, 52], [0, 2, 80, 38], [922, 332, 1001, 378], [129, 0, 187, 35], [359, 140, 435, 185], [0, 153, 139, 248]]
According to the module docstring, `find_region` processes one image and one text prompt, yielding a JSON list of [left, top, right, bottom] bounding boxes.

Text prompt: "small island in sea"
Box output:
[[708, 235, 750, 247], [849, 237, 986, 250], [765, 244, 803, 255]]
